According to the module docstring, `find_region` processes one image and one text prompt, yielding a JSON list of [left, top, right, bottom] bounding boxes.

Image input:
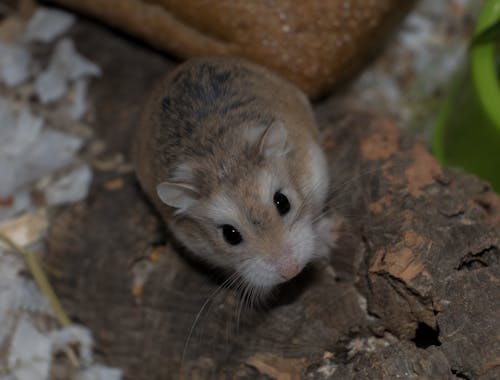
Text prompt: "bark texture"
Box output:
[[45, 18, 500, 380]]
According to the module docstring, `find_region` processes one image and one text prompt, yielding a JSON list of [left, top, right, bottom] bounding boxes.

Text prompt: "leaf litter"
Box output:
[[0, 5, 121, 380]]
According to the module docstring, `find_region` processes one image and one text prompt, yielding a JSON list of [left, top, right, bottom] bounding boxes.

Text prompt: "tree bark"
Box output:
[[46, 18, 500, 380]]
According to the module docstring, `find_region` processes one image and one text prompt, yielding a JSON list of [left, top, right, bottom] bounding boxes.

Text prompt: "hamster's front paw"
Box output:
[[315, 215, 343, 249]]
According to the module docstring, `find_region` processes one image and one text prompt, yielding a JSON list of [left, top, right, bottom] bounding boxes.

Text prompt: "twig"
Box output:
[[0, 232, 80, 368]]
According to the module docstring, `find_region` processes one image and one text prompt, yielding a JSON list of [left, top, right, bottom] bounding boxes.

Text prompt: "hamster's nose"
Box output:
[[275, 252, 301, 280]]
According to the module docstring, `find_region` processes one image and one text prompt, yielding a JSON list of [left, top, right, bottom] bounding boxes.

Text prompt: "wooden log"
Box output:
[[46, 18, 500, 380]]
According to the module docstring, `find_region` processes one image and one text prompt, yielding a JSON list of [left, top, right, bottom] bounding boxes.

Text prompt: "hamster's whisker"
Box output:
[[181, 271, 239, 365], [225, 273, 246, 342], [330, 166, 380, 192], [311, 210, 329, 225], [314, 164, 402, 224], [325, 161, 409, 208], [195, 271, 245, 352], [219, 273, 246, 343], [247, 286, 254, 312], [235, 278, 252, 334], [236, 283, 250, 334], [291, 183, 319, 220], [310, 205, 345, 225], [290, 180, 323, 229], [250, 286, 258, 310]]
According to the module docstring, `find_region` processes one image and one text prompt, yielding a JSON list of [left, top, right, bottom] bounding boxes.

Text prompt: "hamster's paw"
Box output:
[[315, 215, 343, 249]]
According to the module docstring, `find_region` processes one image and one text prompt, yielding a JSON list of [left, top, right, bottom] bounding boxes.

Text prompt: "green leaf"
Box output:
[[472, 18, 500, 45]]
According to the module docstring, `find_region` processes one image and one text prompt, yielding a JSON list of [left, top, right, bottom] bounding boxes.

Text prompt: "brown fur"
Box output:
[[135, 56, 319, 218], [133, 56, 330, 289]]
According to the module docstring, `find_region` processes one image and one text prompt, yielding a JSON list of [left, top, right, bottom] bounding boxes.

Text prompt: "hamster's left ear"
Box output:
[[258, 121, 288, 157], [157, 163, 199, 214], [243, 121, 288, 157], [156, 182, 199, 214]]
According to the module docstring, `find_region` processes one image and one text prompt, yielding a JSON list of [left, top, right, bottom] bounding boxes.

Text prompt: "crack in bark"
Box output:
[[456, 245, 500, 271], [411, 322, 441, 348], [368, 270, 438, 343], [451, 368, 471, 379]]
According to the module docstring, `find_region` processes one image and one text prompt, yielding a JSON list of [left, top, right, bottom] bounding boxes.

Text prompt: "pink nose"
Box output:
[[275, 256, 301, 280]]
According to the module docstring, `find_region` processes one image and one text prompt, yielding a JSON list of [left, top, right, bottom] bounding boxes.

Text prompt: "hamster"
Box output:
[[134, 56, 335, 292]]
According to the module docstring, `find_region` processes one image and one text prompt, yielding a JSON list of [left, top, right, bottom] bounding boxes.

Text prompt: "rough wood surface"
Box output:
[[45, 18, 500, 380]]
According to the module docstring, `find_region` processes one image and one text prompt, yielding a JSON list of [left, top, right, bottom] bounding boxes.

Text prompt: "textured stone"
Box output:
[[49, 0, 414, 98]]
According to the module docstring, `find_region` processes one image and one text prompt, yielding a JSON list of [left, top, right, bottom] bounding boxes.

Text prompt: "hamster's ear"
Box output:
[[156, 182, 198, 214], [258, 121, 288, 157]]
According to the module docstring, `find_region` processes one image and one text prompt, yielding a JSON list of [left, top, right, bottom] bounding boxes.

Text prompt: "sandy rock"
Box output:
[[48, 0, 414, 98]]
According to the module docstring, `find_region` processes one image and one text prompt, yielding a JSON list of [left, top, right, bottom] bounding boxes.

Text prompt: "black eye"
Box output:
[[273, 191, 290, 216], [221, 224, 243, 245]]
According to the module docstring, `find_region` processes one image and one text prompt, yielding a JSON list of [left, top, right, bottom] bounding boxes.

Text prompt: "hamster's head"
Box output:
[[156, 121, 329, 292]]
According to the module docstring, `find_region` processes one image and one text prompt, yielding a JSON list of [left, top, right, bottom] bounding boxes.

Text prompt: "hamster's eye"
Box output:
[[273, 191, 290, 216], [221, 224, 243, 245]]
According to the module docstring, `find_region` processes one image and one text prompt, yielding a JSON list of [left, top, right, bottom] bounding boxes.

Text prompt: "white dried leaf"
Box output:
[[0, 248, 25, 347], [75, 365, 123, 380], [0, 128, 83, 197], [24, 7, 75, 43], [34, 64, 68, 104], [0, 190, 32, 222], [0, 107, 43, 156], [0, 43, 32, 87], [44, 164, 93, 206], [70, 79, 88, 121], [14, 277, 52, 315], [50, 325, 94, 365], [34, 38, 101, 104], [55, 38, 101, 80], [0, 96, 16, 128], [0, 210, 48, 248], [8, 318, 52, 380]]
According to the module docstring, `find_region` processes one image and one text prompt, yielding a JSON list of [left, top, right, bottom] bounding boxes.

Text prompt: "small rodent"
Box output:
[[134, 56, 335, 292]]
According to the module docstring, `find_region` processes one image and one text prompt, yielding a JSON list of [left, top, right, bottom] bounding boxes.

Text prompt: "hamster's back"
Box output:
[[134, 56, 318, 207]]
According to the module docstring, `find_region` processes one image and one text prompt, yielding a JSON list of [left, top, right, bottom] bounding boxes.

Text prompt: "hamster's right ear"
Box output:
[[258, 121, 288, 157], [156, 182, 199, 214]]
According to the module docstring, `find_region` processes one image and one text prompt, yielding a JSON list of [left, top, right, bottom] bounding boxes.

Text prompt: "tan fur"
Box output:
[[133, 56, 330, 290]]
